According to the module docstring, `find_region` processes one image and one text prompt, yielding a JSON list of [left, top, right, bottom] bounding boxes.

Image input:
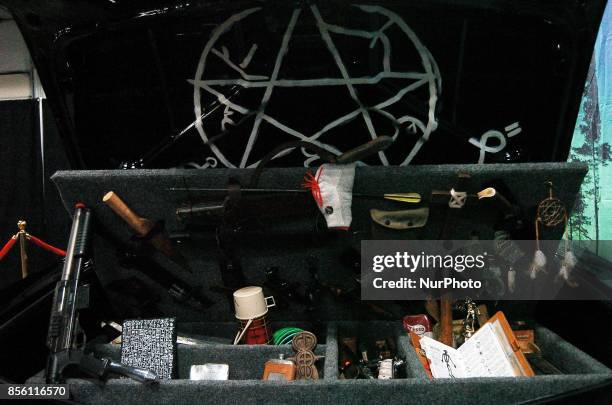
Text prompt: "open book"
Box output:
[[412, 311, 534, 379]]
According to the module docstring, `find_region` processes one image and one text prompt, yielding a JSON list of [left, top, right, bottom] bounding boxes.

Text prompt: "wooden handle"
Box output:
[[439, 294, 454, 346], [336, 136, 393, 163], [476, 187, 496, 199], [103, 191, 153, 236], [425, 298, 440, 322]]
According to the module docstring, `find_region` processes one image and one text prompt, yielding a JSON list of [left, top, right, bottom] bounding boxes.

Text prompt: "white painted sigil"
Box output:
[[191, 4, 441, 168], [469, 122, 522, 164]]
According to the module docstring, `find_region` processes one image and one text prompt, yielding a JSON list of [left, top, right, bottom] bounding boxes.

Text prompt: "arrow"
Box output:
[[168, 187, 421, 204]]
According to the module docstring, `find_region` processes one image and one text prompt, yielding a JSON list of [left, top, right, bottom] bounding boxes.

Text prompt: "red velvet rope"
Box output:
[[0, 237, 17, 261], [28, 235, 66, 257]]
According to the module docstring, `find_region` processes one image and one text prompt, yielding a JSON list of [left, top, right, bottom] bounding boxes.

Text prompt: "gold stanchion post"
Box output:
[[17, 220, 28, 279]]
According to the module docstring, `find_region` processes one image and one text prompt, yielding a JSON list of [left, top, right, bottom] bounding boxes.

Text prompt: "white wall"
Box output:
[[0, 7, 44, 100]]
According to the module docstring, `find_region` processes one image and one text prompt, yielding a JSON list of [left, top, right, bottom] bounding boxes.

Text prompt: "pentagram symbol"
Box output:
[[191, 4, 440, 168], [537, 198, 566, 227]]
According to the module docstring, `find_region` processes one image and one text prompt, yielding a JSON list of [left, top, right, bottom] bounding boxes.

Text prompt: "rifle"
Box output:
[[45, 203, 158, 384]]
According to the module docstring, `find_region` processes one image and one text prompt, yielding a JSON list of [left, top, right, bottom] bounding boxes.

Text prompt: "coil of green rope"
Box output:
[[272, 327, 303, 345]]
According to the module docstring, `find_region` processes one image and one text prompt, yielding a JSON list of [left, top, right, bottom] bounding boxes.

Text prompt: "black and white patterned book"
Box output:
[[120, 318, 176, 379]]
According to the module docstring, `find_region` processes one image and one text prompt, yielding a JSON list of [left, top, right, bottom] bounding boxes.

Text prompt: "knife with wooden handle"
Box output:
[[103, 191, 192, 273], [103, 192, 155, 237]]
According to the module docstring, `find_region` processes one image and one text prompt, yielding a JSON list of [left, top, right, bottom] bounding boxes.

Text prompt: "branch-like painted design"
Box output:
[[190, 5, 441, 168]]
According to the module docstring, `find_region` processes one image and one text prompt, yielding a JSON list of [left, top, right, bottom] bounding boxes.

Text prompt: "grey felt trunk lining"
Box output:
[[92, 340, 327, 380], [50, 163, 588, 322], [31, 163, 612, 403], [29, 321, 612, 405]]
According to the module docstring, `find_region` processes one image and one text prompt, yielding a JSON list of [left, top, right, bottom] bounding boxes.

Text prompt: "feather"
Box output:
[[529, 249, 547, 279], [508, 268, 516, 293], [557, 250, 579, 287], [564, 250, 577, 269]]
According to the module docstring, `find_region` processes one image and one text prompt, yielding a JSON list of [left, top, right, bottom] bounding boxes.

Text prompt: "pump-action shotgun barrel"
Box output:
[[46, 203, 158, 384]]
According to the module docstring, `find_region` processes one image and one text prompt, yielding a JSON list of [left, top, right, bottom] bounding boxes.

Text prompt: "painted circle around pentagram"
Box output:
[[193, 5, 440, 168]]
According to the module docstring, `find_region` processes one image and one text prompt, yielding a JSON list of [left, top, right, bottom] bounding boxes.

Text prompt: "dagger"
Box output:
[[102, 191, 194, 273]]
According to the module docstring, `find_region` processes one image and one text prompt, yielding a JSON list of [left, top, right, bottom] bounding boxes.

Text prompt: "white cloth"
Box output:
[[307, 163, 356, 230]]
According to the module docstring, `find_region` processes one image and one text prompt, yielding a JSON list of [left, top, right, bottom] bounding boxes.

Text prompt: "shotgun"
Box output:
[[45, 203, 158, 384]]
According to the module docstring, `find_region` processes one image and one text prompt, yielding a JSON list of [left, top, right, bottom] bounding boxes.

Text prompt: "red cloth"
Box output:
[[28, 235, 66, 257], [0, 237, 16, 261]]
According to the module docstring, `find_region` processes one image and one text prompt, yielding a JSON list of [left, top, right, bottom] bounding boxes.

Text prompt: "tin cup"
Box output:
[[233, 286, 275, 345], [233, 286, 275, 320]]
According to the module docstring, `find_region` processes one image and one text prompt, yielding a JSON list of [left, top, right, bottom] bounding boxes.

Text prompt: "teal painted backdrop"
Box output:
[[570, 1, 612, 260]]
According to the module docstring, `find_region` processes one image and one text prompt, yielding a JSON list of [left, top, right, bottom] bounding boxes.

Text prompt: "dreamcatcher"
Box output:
[[530, 182, 577, 286]]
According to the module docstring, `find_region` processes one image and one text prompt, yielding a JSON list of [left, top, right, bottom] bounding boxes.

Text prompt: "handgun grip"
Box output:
[[103, 191, 153, 236]]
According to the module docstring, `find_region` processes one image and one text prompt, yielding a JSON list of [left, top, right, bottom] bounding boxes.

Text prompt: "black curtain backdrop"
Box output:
[[0, 99, 70, 289]]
